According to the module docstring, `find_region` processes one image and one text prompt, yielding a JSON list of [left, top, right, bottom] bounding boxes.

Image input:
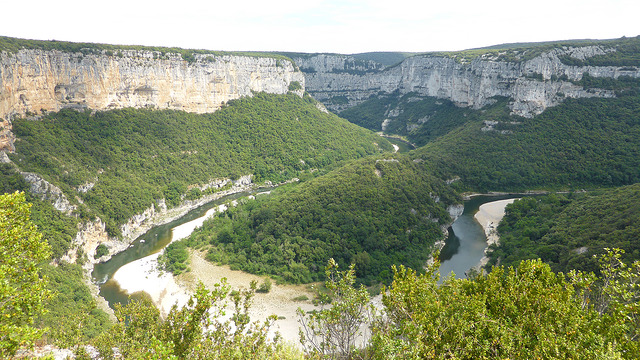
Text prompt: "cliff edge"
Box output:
[[0, 47, 304, 151], [294, 40, 640, 117]]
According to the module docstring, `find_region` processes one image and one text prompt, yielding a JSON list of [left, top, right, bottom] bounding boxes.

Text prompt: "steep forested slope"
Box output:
[[181, 155, 460, 284], [340, 93, 477, 146], [487, 184, 640, 274], [411, 96, 640, 192], [9, 92, 392, 236], [0, 167, 111, 346], [0, 164, 78, 260]]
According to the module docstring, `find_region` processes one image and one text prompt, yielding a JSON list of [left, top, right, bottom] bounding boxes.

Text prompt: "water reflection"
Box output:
[[92, 191, 249, 309], [438, 195, 521, 279]]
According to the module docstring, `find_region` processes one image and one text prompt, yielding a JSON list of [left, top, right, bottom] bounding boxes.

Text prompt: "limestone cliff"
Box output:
[[295, 45, 640, 117], [0, 48, 304, 151], [20, 171, 76, 213]]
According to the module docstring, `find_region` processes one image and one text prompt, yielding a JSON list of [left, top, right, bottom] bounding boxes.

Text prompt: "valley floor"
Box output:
[[177, 250, 318, 345]]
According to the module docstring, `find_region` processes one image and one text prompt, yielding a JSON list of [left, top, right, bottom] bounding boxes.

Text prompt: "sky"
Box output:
[[2, 0, 638, 54]]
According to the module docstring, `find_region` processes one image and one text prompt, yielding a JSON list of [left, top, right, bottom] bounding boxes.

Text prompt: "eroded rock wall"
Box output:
[[0, 49, 304, 151], [295, 45, 640, 117]]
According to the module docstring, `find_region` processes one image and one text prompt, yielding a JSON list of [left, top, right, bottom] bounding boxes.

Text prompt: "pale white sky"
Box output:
[[2, 0, 638, 54]]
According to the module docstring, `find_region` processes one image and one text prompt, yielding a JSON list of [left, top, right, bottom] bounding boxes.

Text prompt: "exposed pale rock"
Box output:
[[20, 172, 75, 213], [295, 54, 384, 73], [295, 45, 639, 118], [447, 204, 464, 222], [0, 49, 305, 151], [381, 118, 392, 131], [0, 151, 9, 163], [233, 174, 253, 186], [407, 123, 419, 132], [0, 119, 15, 152], [314, 101, 329, 113], [481, 120, 499, 132], [77, 181, 96, 193], [198, 178, 229, 192]]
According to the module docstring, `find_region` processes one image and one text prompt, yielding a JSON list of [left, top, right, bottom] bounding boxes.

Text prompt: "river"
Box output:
[[92, 191, 251, 309], [438, 195, 521, 279], [94, 192, 522, 310]]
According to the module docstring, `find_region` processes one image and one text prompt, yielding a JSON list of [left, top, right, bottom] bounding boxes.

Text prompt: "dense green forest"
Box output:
[[342, 86, 640, 161], [3, 35, 640, 358], [343, 92, 640, 193], [487, 184, 640, 274], [412, 96, 640, 192], [176, 155, 460, 285], [340, 92, 477, 146], [10, 92, 391, 236]]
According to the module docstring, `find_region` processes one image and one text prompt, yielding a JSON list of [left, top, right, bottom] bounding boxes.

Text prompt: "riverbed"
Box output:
[[93, 192, 521, 344], [92, 191, 249, 310], [438, 195, 519, 279], [92, 190, 316, 343]]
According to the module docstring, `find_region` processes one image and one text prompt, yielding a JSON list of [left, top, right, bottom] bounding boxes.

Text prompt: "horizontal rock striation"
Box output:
[[295, 45, 640, 117], [0, 49, 304, 151]]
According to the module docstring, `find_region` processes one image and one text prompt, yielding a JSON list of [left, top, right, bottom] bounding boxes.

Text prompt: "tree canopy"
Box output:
[[0, 192, 52, 357], [488, 185, 640, 274], [182, 155, 460, 285], [10, 92, 391, 236]]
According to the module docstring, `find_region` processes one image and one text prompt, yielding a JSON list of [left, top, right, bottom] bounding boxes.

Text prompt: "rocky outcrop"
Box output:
[[295, 54, 385, 74], [0, 48, 304, 151], [20, 172, 76, 213], [447, 204, 464, 222], [0, 118, 14, 152], [295, 45, 640, 117], [118, 175, 255, 244]]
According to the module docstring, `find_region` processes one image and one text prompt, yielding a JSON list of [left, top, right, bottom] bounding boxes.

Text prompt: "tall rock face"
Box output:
[[0, 49, 304, 151], [294, 45, 640, 117]]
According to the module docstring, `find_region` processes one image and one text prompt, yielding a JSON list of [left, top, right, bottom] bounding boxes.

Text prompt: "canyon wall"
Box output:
[[0, 49, 304, 151], [294, 45, 640, 117]]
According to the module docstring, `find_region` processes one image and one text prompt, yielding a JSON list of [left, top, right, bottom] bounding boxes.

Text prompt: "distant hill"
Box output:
[[303, 36, 640, 115]]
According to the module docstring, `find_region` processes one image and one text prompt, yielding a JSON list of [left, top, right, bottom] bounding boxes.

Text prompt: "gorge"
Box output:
[[2, 35, 640, 358], [293, 43, 640, 118]]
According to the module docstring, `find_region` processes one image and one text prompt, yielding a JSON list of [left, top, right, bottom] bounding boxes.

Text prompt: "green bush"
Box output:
[[94, 244, 109, 259], [256, 278, 272, 293], [158, 242, 189, 275], [288, 81, 302, 91]]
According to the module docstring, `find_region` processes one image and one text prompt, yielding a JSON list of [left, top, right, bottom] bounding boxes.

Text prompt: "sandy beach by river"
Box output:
[[177, 251, 317, 344], [110, 194, 521, 346], [111, 249, 318, 344], [110, 203, 229, 316], [110, 197, 317, 345], [473, 198, 519, 268]]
